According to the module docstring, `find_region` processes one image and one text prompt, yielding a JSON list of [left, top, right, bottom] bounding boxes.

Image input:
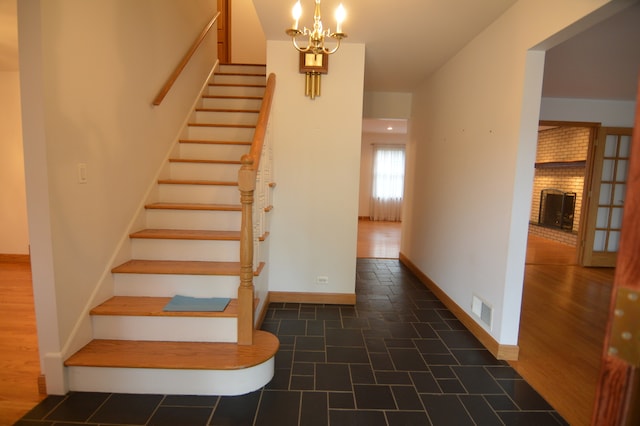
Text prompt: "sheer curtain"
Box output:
[[370, 145, 405, 222]]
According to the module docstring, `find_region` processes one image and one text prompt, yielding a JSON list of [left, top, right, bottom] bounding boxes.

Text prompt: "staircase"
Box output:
[[64, 64, 279, 396]]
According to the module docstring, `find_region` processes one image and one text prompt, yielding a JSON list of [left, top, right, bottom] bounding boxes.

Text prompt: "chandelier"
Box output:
[[285, 0, 347, 99]]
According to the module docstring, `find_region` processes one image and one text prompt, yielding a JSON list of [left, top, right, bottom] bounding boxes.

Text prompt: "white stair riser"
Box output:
[[158, 184, 240, 204], [113, 273, 240, 298], [201, 97, 263, 110], [194, 110, 259, 125], [131, 238, 240, 262], [179, 142, 250, 160], [213, 75, 265, 85], [67, 358, 274, 395], [219, 65, 266, 75], [145, 209, 241, 231], [169, 162, 239, 181], [92, 316, 237, 342], [206, 85, 265, 97], [187, 125, 254, 141]]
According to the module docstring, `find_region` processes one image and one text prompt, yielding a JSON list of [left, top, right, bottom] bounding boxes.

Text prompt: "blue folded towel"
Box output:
[[163, 295, 231, 312]]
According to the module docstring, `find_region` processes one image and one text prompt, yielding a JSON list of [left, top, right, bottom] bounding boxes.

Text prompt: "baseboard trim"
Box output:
[[269, 291, 356, 305], [399, 252, 519, 361], [0, 254, 31, 263]]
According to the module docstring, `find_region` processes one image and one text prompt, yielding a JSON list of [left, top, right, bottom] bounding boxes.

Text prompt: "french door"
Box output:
[[579, 127, 633, 267]]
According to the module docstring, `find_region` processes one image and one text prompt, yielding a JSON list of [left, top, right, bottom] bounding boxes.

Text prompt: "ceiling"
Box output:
[[2, 0, 639, 99]]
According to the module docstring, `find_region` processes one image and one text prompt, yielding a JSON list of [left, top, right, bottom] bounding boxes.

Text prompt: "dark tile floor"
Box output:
[[16, 259, 567, 426]]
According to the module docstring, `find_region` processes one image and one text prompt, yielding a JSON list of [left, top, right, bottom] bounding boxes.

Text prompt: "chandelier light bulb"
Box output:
[[335, 4, 346, 33], [292, 1, 302, 30]]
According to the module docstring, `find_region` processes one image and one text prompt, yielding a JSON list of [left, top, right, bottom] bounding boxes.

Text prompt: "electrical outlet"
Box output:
[[316, 276, 329, 285]]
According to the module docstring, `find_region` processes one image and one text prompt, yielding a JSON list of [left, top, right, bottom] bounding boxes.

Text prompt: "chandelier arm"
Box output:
[[323, 37, 342, 55], [291, 36, 311, 53]]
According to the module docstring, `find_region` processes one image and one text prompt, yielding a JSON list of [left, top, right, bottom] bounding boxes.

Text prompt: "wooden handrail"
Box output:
[[152, 12, 220, 106], [237, 73, 276, 345], [248, 73, 276, 170]]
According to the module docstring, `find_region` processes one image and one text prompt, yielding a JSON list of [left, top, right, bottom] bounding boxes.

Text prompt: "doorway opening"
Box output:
[[357, 118, 407, 259]]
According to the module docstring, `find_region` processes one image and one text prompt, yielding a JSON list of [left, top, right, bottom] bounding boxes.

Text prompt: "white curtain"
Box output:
[[370, 145, 405, 221]]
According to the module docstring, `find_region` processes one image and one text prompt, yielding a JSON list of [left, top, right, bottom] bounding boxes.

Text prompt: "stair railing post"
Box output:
[[238, 154, 256, 345]]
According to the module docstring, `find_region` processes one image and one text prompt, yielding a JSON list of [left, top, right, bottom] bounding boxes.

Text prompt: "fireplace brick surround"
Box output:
[[529, 126, 590, 247]]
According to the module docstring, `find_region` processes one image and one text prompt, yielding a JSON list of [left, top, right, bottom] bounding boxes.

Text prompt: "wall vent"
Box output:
[[471, 295, 493, 330]]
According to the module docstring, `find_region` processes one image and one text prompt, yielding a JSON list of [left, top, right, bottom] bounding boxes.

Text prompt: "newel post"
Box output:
[[238, 154, 256, 345]]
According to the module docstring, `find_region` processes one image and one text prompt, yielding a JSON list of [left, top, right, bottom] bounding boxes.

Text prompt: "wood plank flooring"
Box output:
[[0, 229, 613, 426], [0, 260, 45, 425], [357, 218, 401, 258], [511, 235, 613, 426]]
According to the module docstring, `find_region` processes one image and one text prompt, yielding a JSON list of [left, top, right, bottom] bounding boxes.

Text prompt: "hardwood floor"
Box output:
[[0, 260, 45, 425], [511, 235, 613, 426], [1, 229, 612, 426], [357, 218, 401, 258]]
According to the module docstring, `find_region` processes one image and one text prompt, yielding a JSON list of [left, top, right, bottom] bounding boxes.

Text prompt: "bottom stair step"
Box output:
[[64, 331, 279, 395], [65, 331, 279, 369]]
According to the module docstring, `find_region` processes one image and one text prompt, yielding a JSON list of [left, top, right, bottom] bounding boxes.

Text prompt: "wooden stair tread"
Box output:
[[111, 259, 264, 276], [64, 331, 279, 370], [195, 108, 260, 113], [217, 72, 266, 77], [145, 202, 241, 211], [157, 179, 238, 186], [202, 95, 263, 100], [169, 158, 242, 164], [91, 296, 242, 317], [187, 123, 256, 129], [130, 229, 241, 240], [209, 83, 266, 88], [178, 139, 252, 146]]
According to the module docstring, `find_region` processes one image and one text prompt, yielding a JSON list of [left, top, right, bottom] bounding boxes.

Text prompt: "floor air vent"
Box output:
[[472, 295, 492, 330]]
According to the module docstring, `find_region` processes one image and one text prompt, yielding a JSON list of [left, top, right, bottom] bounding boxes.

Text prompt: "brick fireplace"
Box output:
[[529, 126, 590, 246]]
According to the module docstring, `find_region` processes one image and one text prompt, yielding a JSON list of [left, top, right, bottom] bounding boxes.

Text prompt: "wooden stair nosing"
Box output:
[[91, 296, 242, 318], [209, 83, 266, 89], [129, 229, 241, 241], [168, 158, 242, 165], [64, 331, 279, 370], [187, 123, 256, 129], [111, 259, 265, 276], [178, 139, 252, 146], [144, 202, 241, 211], [195, 108, 260, 114], [216, 72, 267, 77], [202, 95, 263, 100], [157, 179, 239, 186]]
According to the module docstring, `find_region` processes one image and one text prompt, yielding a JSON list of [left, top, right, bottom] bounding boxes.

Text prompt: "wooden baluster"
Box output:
[[238, 154, 256, 345]]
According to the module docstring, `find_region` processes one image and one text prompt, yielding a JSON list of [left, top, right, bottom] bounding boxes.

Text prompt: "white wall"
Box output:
[[0, 71, 29, 254], [231, 0, 266, 64], [403, 0, 623, 346], [363, 92, 412, 119], [541, 97, 636, 127], [19, 0, 217, 393], [266, 40, 364, 296]]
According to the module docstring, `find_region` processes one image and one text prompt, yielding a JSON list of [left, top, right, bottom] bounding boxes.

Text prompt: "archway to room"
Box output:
[[356, 117, 408, 259], [511, 4, 639, 425]]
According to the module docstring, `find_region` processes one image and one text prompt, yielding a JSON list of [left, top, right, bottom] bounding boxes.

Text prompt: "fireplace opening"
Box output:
[[538, 189, 576, 231]]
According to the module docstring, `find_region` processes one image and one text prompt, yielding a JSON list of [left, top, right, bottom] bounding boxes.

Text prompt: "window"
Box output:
[[371, 146, 405, 221]]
